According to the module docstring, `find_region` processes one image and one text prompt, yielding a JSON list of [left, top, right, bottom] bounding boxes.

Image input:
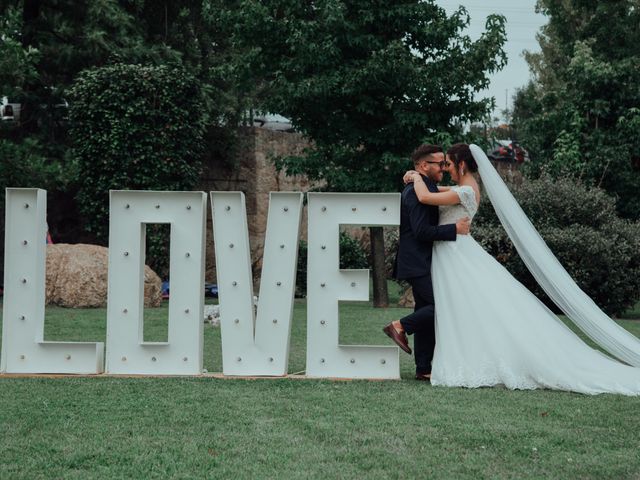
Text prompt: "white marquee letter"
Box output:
[[211, 192, 303, 376], [105, 191, 206, 375], [306, 193, 401, 379], [1, 189, 104, 373]]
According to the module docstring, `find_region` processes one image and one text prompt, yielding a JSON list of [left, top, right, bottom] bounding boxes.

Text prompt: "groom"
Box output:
[[384, 144, 470, 380]]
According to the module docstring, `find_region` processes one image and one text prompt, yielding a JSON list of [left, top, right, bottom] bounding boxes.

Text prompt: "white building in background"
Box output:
[[252, 112, 294, 132], [1, 96, 21, 122]]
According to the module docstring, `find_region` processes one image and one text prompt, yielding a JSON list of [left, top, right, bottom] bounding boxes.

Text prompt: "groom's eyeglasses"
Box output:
[[425, 160, 451, 169]]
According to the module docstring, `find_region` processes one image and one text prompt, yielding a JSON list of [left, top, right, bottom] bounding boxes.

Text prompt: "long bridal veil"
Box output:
[[470, 144, 640, 367]]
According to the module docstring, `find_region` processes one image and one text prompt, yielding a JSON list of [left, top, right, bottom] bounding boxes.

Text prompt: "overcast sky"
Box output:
[[438, 0, 547, 122]]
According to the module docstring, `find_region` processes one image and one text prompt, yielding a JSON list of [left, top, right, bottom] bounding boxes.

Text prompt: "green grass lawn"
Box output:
[[621, 300, 640, 320], [1, 292, 640, 479]]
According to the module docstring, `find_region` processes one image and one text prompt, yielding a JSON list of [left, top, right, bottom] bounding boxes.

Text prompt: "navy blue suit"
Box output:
[[395, 176, 457, 374]]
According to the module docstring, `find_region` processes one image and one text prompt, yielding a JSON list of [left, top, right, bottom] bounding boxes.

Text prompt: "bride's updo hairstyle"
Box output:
[[446, 143, 478, 173]]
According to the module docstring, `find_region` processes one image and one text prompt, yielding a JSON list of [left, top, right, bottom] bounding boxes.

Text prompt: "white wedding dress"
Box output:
[[430, 185, 640, 395]]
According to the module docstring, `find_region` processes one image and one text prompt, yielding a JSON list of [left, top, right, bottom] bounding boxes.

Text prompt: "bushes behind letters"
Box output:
[[473, 175, 640, 316], [296, 232, 369, 297]]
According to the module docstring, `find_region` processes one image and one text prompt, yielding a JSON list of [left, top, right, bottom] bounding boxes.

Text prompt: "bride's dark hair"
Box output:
[[447, 143, 478, 173]]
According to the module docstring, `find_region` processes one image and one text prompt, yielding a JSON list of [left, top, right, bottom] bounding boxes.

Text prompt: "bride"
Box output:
[[401, 143, 640, 395]]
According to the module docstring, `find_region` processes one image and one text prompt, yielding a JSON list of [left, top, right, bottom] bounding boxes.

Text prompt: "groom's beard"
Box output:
[[426, 172, 444, 184]]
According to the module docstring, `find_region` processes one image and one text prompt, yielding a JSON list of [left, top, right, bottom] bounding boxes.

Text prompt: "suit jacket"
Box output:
[[394, 176, 457, 280]]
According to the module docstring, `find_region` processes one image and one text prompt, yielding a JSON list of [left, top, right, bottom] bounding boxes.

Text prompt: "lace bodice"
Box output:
[[438, 185, 478, 225]]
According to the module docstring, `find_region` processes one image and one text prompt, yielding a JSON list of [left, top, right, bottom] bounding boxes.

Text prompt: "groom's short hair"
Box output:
[[412, 144, 443, 166]]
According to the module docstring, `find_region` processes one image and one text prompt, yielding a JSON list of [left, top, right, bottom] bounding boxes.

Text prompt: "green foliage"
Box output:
[[222, 0, 507, 192], [0, 6, 39, 97], [0, 138, 70, 281], [338, 232, 369, 271], [0, 0, 244, 150], [295, 239, 308, 298], [296, 232, 369, 297], [4, 0, 155, 154], [0, 137, 68, 249], [0, 138, 65, 194], [473, 175, 640, 316], [513, 0, 640, 219], [68, 63, 206, 276]]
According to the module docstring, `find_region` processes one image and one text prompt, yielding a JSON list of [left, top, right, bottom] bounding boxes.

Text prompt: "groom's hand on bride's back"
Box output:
[[456, 217, 471, 235]]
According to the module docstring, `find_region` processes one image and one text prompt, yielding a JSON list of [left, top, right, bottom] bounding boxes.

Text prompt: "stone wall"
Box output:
[[198, 127, 315, 284]]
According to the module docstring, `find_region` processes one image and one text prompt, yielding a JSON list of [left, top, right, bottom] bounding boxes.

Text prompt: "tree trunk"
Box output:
[[370, 226, 388, 308]]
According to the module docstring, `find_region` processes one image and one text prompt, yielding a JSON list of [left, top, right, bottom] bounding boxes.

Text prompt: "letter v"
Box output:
[[210, 192, 303, 375]]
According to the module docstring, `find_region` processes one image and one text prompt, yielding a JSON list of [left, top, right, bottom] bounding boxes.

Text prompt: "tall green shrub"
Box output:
[[68, 63, 206, 277], [473, 175, 640, 316]]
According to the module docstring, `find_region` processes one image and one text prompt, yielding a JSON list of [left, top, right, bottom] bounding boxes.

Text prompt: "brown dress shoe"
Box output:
[[415, 373, 431, 382], [383, 323, 412, 354]]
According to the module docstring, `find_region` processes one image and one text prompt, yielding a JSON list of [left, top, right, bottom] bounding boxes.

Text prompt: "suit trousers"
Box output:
[[399, 275, 435, 374]]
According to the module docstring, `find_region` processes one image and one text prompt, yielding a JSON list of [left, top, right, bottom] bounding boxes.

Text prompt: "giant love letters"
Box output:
[[1, 188, 401, 379]]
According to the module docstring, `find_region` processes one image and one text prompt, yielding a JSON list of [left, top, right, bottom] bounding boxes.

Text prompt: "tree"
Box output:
[[0, 5, 39, 97], [0, 1, 245, 244], [513, 0, 640, 219], [222, 0, 507, 306]]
